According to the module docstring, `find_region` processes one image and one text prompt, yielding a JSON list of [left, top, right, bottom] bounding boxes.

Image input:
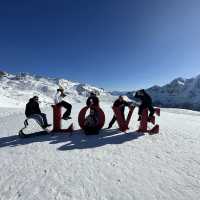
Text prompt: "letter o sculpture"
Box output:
[[78, 106, 105, 129]]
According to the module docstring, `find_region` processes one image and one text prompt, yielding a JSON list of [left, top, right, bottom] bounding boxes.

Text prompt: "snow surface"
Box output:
[[0, 101, 200, 200], [0, 71, 200, 199]]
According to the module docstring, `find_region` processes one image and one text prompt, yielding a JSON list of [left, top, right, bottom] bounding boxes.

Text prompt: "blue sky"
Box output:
[[0, 0, 200, 90]]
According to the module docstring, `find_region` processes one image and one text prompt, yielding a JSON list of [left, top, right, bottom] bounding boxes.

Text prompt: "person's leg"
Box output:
[[40, 113, 48, 126], [108, 115, 116, 128], [138, 103, 147, 121], [148, 105, 155, 117], [138, 104, 145, 115], [60, 101, 72, 118]]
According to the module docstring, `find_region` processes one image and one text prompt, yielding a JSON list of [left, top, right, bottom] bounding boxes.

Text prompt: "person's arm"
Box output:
[[135, 91, 142, 99], [95, 97, 99, 106], [25, 103, 29, 117], [113, 100, 119, 107], [123, 101, 130, 107], [144, 92, 152, 104], [36, 103, 42, 114], [54, 93, 59, 104], [60, 90, 67, 97], [119, 101, 135, 109], [86, 97, 91, 106], [130, 101, 141, 107]]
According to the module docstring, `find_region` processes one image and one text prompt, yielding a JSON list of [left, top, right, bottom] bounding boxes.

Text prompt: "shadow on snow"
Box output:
[[0, 129, 144, 150]]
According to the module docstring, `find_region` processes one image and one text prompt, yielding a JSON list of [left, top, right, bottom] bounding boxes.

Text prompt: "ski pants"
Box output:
[[109, 111, 125, 128], [57, 101, 72, 118]]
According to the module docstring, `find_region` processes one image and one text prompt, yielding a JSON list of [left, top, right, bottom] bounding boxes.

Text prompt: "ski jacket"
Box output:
[[25, 99, 41, 117], [113, 99, 129, 113], [134, 90, 152, 106], [54, 91, 64, 105]]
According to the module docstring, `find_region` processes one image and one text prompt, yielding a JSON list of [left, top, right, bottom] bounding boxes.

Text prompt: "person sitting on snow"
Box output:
[[54, 87, 72, 120], [134, 89, 155, 121], [25, 96, 51, 128], [83, 109, 99, 135], [107, 95, 131, 129], [86, 92, 100, 120]]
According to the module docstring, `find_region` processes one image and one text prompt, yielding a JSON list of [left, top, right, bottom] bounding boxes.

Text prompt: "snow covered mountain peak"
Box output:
[[145, 74, 200, 110], [0, 71, 113, 108], [121, 74, 200, 111], [1, 71, 200, 110], [170, 77, 185, 86]]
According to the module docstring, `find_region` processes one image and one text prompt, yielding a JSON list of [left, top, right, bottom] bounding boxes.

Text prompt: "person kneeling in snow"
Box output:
[[25, 96, 51, 128], [54, 88, 72, 120], [134, 89, 155, 121]]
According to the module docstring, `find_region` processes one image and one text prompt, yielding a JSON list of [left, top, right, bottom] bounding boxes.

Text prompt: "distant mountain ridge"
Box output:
[[124, 75, 200, 111], [0, 71, 113, 107], [0, 70, 200, 111]]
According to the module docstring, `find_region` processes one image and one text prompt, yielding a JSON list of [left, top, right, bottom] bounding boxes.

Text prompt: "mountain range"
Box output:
[[0, 70, 200, 111], [0, 71, 113, 108], [125, 75, 200, 111]]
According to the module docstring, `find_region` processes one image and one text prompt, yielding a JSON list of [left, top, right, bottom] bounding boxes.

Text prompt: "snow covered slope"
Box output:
[[0, 71, 114, 108], [0, 103, 200, 200]]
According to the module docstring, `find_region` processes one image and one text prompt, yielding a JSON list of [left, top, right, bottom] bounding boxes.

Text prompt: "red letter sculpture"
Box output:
[[112, 106, 135, 132], [138, 108, 160, 134], [78, 106, 105, 130], [51, 105, 73, 133]]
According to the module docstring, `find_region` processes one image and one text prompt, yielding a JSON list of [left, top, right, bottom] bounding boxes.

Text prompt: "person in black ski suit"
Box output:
[[134, 89, 155, 121], [25, 96, 51, 128], [107, 96, 130, 129]]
